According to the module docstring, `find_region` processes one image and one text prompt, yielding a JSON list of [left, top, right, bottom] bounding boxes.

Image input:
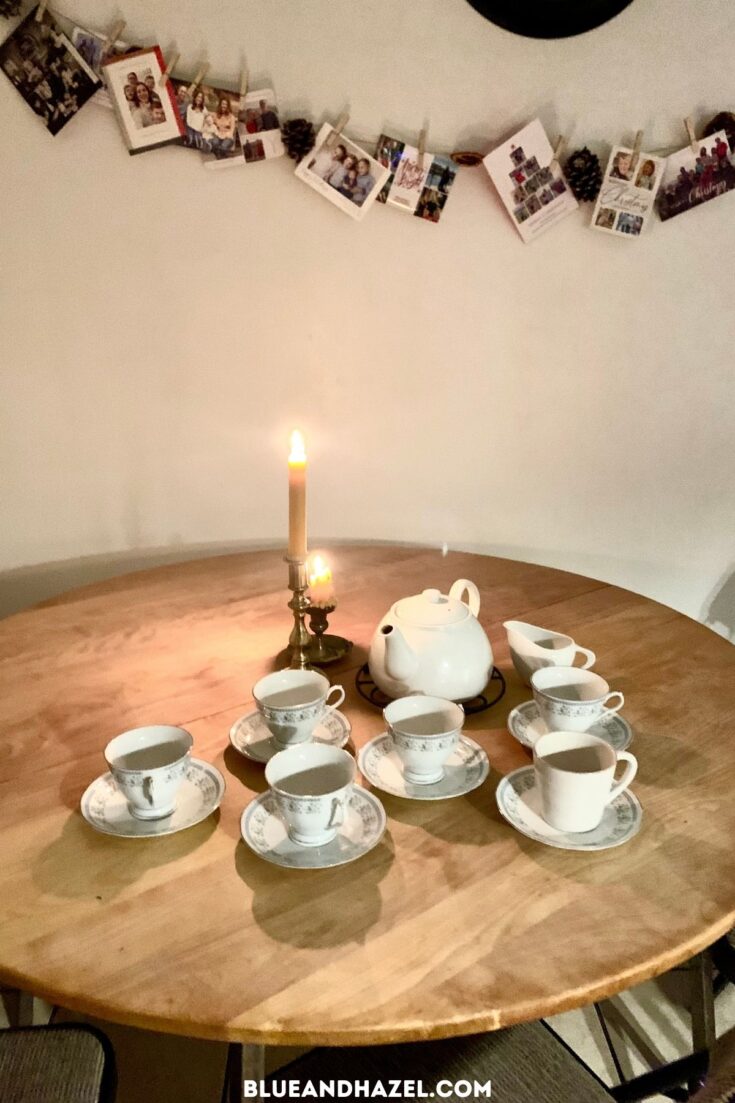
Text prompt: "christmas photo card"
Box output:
[[375, 134, 458, 222], [483, 119, 577, 242], [296, 123, 390, 221], [102, 48, 184, 154], [656, 130, 735, 222], [170, 79, 244, 165], [0, 7, 100, 135], [71, 23, 137, 110], [237, 88, 284, 163], [591, 146, 665, 238]]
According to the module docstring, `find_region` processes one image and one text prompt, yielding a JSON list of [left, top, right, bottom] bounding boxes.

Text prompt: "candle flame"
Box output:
[[289, 429, 306, 463], [308, 554, 331, 585]]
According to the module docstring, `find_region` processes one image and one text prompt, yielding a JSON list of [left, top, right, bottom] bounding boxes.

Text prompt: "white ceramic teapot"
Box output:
[[368, 580, 494, 702]]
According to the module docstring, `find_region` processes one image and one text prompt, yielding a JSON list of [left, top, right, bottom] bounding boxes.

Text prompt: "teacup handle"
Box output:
[[449, 579, 481, 616], [608, 750, 637, 803], [598, 691, 624, 725], [326, 796, 345, 829], [324, 684, 346, 716], [574, 646, 596, 670]]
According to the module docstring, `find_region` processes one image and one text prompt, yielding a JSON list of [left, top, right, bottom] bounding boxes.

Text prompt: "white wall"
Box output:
[[2, 0, 734, 629]]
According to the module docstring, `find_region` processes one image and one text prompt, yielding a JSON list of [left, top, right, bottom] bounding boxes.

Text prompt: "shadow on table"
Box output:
[[234, 833, 395, 949], [31, 809, 218, 901]]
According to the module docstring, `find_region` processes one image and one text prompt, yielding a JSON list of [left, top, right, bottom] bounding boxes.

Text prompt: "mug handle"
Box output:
[[598, 691, 624, 725], [324, 684, 346, 716], [608, 751, 637, 803], [326, 796, 345, 829], [449, 579, 481, 616], [574, 646, 596, 670]]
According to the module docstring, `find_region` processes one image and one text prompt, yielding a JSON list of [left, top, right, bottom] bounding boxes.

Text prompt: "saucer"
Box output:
[[496, 766, 642, 851], [240, 787, 386, 869], [80, 758, 225, 838], [358, 733, 489, 801], [229, 708, 351, 764], [507, 699, 633, 752]]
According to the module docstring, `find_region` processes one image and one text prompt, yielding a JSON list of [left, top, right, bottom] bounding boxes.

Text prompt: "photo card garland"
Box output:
[[657, 129, 735, 222], [591, 144, 665, 238], [102, 46, 184, 154], [295, 121, 390, 220], [375, 133, 458, 222]]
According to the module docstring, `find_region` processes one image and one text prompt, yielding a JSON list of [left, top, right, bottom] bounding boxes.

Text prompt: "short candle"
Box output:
[[308, 554, 336, 607], [288, 429, 307, 559]]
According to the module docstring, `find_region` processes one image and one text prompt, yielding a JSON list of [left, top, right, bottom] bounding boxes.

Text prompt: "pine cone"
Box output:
[[282, 118, 316, 163], [564, 147, 602, 202], [703, 111, 735, 153], [0, 0, 22, 16]]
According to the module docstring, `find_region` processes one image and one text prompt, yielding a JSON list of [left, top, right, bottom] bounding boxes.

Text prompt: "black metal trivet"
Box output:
[[355, 664, 506, 715]]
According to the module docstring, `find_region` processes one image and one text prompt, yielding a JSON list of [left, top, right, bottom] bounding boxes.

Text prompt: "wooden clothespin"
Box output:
[[550, 133, 567, 173], [333, 111, 349, 137], [158, 51, 180, 87], [240, 69, 248, 99], [417, 127, 427, 170], [630, 129, 643, 174], [684, 117, 699, 154], [102, 19, 126, 55], [187, 62, 209, 94], [35, 0, 47, 23]]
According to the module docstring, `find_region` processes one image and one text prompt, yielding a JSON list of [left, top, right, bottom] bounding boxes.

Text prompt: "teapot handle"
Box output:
[[449, 579, 481, 616]]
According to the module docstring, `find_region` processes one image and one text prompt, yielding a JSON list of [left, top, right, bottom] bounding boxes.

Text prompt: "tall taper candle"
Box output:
[[288, 429, 307, 558]]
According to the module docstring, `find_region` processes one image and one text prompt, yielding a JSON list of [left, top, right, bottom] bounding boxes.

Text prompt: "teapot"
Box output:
[[368, 580, 494, 702]]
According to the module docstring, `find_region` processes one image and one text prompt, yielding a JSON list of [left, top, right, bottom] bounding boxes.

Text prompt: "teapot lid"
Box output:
[[395, 588, 469, 628]]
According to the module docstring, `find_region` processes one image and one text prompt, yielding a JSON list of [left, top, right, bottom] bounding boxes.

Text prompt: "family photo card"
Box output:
[[0, 7, 100, 135], [591, 146, 665, 238], [295, 122, 390, 221], [237, 88, 284, 164], [375, 134, 458, 222], [171, 79, 242, 165], [102, 48, 184, 154], [656, 130, 735, 222], [71, 24, 137, 110], [483, 119, 578, 242]]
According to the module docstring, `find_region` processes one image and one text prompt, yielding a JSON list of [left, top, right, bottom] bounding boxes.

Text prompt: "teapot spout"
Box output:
[[381, 624, 418, 682]]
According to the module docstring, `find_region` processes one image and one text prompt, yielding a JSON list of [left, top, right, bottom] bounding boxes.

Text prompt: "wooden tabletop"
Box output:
[[0, 545, 734, 1046]]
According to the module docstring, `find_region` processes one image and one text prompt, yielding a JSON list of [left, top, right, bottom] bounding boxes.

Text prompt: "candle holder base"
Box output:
[[286, 556, 313, 670], [307, 633, 353, 666], [306, 605, 353, 666]]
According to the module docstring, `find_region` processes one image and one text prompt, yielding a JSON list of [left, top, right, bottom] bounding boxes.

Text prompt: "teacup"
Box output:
[[252, 669, 346, 748], [503, 620, 596, 686], [105, 725, 193, 820], [383, 695, 464, 785], [534, 730, 638, 833], [531, 667, 624, 733], [265, 743, 355, 847]]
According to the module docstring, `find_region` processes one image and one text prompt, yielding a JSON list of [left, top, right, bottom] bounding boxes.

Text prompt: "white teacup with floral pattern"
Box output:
[[252, 670, 346, 748], [265, 743, 355, 846], [531, 667, 624, 733], [383, 695, 464, 785], [105, 725, 193, 820]]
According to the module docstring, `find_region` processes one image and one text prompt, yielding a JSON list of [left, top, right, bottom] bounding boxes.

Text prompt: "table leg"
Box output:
[[689, 949, 715, 1096], [1, 987, 34, 1027], [221, 1042, 266, 1103]]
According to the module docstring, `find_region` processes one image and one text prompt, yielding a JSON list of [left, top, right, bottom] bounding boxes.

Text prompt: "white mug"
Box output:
[[105, 725, 193, 820], [503, 620, 596, 686], [534, 730, 637, 833], [265, 743, 355, 847], [531, 667, 624, 733], [252, 669, 346, 748], [383, 695, 464, 784]]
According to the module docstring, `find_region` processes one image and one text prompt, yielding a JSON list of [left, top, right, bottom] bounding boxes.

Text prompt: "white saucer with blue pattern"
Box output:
[[241, 786, 386, 869], [507, 699, 632, 752], [80, 758, 225, 838], [358, 733, 489, 801], [496, 766, 642, 851], [229, 708, 351, 764]]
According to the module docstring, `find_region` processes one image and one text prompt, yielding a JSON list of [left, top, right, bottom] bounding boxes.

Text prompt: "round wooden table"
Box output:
[[1, 546, 734, 1047]]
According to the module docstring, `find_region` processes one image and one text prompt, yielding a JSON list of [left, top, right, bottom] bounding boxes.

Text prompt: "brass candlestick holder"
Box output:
[[285, 556, 313, 669], [306, 604, 352, 665]]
